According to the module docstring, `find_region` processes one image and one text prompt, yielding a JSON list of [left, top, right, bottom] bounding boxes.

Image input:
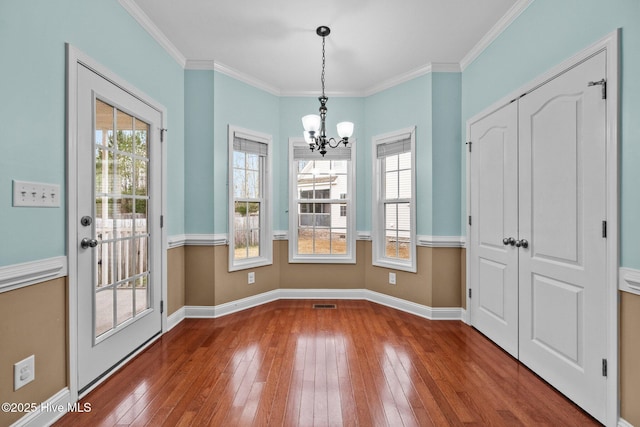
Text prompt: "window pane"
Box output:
[[399, 170, 411, 198], [247, 153, 259, 170], [398, 152, 411, 170], [117, 154, 133, 195], [116, 281, 134, 326], [385, 236, 399, 258], [247, 202, 261, 257], [95, 288, 114, 337], [385, 171, 398, 199], [385, 154, 398, 172], [385, 203, 398, 230], [95, 149, 113, 194], [397, 203, 411, 232], [233, 169, 246, 198], [314, 230, 331, 254], [134, 121, 148, 158], [135, 159, 148, 196], [246, 170, 260, 198], [116, 110, 134, 153], [134, 276, 149, 314], [297, 228, 313, 254], [95, 100, 113, 147], [234, 151, 245, 169], [331, 229, 347, 254]]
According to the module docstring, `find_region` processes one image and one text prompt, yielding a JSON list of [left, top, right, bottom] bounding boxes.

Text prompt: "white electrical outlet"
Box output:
[[13, 180, 60, 207], [248, 272, 255, 284], [14, 355, 35, 390], [389, 272, 396, 285]]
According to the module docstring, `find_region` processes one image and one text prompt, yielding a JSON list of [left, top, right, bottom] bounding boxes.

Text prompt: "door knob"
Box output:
[[515, 239, 529, 249], [503, 237, 516, 246], [81, 238, 98, 249]]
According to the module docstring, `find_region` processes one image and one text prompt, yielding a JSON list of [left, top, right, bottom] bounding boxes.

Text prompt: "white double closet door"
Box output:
[[469, 51, 607, 422]]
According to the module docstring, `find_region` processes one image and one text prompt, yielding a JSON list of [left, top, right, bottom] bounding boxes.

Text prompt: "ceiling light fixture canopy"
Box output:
[[302, 26, 354, 156]]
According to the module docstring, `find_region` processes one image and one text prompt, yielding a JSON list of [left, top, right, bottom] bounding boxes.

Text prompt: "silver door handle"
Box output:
[[81, 238, 98, 249], [515, 239, 529, 249], [503, 237, 516, 246]]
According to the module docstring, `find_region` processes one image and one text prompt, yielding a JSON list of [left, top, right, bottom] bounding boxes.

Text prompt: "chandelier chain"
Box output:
[[321, 35, 326, 97]]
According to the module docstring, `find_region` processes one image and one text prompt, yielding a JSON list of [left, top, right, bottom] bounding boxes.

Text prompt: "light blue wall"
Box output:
[[462, 0, 640, 268], [185, 71, 215, 234], [212, 72, 280, 234], [365, 75, 433, 235], [432, 72, 462, 237], [0, 0, 185, 266]]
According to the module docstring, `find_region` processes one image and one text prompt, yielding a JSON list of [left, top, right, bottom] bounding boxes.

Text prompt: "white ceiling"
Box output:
[[127, 0, 526, 96]]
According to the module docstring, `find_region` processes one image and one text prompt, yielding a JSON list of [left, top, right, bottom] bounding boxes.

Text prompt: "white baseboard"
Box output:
[[181, 289, 464, 322], [10, 387, 72, 427], [166, 306, 185, 331], [618, 418, 634, 427]]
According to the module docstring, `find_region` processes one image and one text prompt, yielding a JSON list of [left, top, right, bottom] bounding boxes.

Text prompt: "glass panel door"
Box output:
[[94, 99, 151, 341]]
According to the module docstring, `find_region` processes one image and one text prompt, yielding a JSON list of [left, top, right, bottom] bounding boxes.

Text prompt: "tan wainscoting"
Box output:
[[167, 246, 185, 315], [172, 240, 464, 312], [620, 291, 640, 426], [0, 277, 67, 426]]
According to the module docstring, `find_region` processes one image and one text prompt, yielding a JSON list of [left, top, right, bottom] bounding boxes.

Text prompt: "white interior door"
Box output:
[[76, 64, 162, 391], [518, 51, 608, 421], [469, 102, 519, 357]]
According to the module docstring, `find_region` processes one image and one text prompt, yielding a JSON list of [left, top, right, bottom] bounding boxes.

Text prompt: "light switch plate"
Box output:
[[13, 180, 61, 207]]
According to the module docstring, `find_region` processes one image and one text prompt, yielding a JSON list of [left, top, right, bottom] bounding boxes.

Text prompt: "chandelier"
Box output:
[[301, 26, 354, 156]]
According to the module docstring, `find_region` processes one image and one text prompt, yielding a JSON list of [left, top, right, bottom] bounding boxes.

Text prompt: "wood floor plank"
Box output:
[[55, 300, 601, 427]]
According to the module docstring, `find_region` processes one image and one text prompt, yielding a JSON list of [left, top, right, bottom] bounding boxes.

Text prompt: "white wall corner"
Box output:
[[619, 267, 640, 296], [0, 256, 67, 294]]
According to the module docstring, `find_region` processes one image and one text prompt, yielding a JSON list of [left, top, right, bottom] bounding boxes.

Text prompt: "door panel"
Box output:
[[518, 51, 607, 421], [469, 102, 519, 357], [77, 64, 162, 391]]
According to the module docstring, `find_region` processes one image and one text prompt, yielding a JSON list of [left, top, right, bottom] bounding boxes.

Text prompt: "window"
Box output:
[[373, 127, 416, 272], [228, 126, 272, 271], [289, 138, 356, 263]]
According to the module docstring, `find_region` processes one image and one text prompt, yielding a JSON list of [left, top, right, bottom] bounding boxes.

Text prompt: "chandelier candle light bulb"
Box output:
[[301, 26, 354, 156]]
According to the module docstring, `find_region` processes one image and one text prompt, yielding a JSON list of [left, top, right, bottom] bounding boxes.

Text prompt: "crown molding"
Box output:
[[118, 0, 187, 68], [460, 0, 534, 71], [184, 59, 215, 70], [122, 0, 529, 93], [212, 62, 281, 96]]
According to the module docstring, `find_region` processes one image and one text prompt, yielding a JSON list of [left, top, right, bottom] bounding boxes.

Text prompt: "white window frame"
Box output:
[[288, 137, 356, 264], [228, 125, 273, 271], [372, 126, 416, 272]]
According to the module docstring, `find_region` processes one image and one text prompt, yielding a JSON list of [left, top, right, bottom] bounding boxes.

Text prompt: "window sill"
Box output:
[[229, 256, 272, 272], [289, 254, 356, 264], [373, 258, 416, 273]]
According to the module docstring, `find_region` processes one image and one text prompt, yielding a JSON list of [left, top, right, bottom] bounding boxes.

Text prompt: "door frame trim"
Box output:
[[66, 44, 168, 402], [465, 29, 619, 425]]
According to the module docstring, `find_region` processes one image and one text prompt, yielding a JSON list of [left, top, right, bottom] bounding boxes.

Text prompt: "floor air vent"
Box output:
[[313, 304, 337, 309]]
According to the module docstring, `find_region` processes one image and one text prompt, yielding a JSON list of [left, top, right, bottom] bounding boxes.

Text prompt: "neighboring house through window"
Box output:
[[289, 138, 356, 263], [372, 127, 416, 272], [228, 126, 272, 271]]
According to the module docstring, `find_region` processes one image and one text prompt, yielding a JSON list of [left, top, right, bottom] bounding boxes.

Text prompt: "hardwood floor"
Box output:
[[55, 300, 600, 426]]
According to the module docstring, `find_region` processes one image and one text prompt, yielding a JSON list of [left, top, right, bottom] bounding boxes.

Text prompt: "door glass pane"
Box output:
[[95, 288, 114, 337], [135, 276, 149, 314], [116, 282, 134, 326], [94, 99, 153, 340]]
